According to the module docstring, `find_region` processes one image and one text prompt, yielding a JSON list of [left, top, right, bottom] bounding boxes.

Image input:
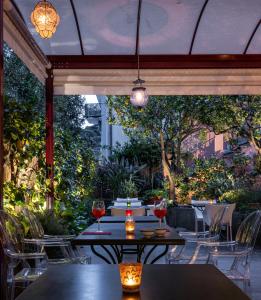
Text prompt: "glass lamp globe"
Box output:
[[130, 86, 148, 107], [31, 0, 60, 39]]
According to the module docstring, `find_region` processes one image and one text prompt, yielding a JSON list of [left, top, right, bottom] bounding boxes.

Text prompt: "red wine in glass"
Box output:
[[154, 200, 167, 228], [92, 208, 106, 219], [92, 201, 105, 231], [154, 208, 167, 219]]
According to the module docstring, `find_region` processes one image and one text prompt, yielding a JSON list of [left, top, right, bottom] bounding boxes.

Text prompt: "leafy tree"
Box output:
[[200, 95, 261, 155], [54, 95, 98, 232], [112, 138, 161, 189], [3, 44, 46, 210], [108, 95, 206, 201], [3, 44, 98, 232]]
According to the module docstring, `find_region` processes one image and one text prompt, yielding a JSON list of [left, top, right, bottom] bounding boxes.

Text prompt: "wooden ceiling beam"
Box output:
[[48, 54, 261, 69]]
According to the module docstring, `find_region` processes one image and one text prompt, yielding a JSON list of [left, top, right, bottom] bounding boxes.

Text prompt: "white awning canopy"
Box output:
[[53, 68, 261, 95], [3, 0, 261, 94]]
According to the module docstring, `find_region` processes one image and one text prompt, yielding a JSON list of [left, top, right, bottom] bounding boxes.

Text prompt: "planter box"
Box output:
[[167, 208, 261, 246], [167, 206, 197, 231]]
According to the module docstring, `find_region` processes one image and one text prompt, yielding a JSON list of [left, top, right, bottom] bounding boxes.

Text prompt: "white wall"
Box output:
[[97, 96, 129, 159]]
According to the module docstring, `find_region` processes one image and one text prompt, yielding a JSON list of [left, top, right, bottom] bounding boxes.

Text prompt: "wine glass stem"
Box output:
[[98, 219, 100, 231], [159, 218, 161, 228]]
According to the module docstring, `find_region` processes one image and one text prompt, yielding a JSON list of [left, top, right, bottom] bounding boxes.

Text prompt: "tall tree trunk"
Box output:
[[160, 131, 175, 201], [249, 131, 261, 155], [168, 175, 175, 201]]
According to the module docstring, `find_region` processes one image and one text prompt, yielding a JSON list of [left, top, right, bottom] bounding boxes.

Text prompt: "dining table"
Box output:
[[16, 264, 250, 300], [72, 222, 185, 264]]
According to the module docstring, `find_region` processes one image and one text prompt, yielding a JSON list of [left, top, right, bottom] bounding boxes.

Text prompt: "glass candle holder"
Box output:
[[119, 263, 143, 293], [125, 219, 135, 234], [126, 233, 135, 240]]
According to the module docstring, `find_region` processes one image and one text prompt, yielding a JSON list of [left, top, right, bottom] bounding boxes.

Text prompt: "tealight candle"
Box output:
[[125, 219, 135, 234], [119, 263, 143, 293]]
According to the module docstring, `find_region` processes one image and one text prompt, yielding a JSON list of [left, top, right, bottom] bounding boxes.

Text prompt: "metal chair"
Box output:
[[0, 210, 47, 300], [205, 210, 261, 288], [21, 208, 91, 264], [166, 206, 226, 264], [203, 203, 236, 240]]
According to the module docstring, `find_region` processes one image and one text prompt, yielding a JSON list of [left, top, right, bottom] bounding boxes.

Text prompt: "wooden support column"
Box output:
[[45, 68, 54, 210]]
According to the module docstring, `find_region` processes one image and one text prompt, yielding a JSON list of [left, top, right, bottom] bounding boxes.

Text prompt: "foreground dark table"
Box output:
[[73, 223, 185, 264], [16, 264, 250, 300], [100, 216, 158, 223]]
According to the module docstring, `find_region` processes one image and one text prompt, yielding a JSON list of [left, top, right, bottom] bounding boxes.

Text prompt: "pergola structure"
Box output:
[[0, 0, 261, 209]]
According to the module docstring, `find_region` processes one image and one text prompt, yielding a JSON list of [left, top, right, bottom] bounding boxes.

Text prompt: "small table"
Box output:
[[100, 216, 158, 223], [191, 202, 207, 212], [16, 265, 250, 300], [73, 222, 185, 264]]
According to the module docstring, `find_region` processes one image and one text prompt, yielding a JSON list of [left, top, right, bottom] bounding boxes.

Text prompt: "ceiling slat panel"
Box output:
[[192, 0, 261, 54], [139, 0, 205, 54], [247, 25, 261, 54], [73, 0, 138, 54]]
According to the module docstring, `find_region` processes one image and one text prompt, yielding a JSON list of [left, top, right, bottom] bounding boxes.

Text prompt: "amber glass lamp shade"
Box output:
[[119, 263, 143, 293], [31, 0, 60, 39]]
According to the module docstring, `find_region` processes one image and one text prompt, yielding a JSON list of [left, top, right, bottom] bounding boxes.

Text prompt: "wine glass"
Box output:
[[153, 200, 167, 228], [92, 200, 106, 232]]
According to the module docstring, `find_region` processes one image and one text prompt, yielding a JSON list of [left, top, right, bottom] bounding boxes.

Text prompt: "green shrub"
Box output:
[[143, 189, 168, 204], [35, 211, 70, 235], [220, 189, 261, 212]]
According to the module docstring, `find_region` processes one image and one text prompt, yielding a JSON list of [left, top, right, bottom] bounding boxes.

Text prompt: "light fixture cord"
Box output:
[[136, 0, 142, 83], [137, 50, 140, 80]]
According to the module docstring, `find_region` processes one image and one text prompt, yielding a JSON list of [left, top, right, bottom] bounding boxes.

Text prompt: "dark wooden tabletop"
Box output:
[[100, 216, 158, 223], [72, 222, 185, 246], [16, 264, 250, 300], [107, 205, 149, 210]]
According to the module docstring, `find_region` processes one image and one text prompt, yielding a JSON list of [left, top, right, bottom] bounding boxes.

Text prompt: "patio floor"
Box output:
[[82, 246, 261, 300]]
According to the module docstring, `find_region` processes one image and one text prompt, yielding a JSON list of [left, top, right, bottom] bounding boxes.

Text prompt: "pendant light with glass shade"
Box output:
[[31, 0, 60, 39], [130, 0, 148, 107], [130, 55, 148, 107]]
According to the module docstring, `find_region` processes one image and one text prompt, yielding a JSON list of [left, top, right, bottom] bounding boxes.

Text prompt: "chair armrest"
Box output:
[[210, 250, 249, 258], [180, 230, 210, 237], [5, 250, 46, 260], [44, 234, 75, 240], [197, 240, 237, 247], [24, 238, 70, 247]]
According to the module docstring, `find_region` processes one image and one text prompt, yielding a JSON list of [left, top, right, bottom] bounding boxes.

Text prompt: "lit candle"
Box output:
[[125, 219, 135, 234], [119, 263, 143, 293]]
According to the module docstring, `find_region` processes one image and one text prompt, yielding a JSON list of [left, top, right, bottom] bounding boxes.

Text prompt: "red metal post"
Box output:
[[45, 68, 54, 209], [0, 0, 4, 210], [0, 3, 6, 300]]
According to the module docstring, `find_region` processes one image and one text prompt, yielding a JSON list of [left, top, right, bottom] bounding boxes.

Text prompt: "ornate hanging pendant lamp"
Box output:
[[130, 0, 149, 107], [31, 0, 60, 39], [130, 69, 149, 107]]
